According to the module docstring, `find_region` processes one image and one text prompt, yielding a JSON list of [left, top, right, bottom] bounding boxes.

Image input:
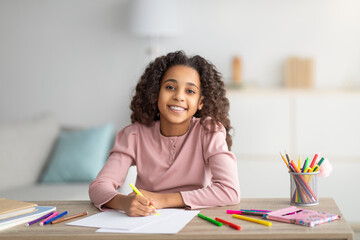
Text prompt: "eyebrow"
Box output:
[[162, 79, 199, 90]]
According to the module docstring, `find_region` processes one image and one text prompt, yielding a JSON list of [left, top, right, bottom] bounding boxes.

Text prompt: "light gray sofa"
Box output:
[[0, 114, 135, 201]]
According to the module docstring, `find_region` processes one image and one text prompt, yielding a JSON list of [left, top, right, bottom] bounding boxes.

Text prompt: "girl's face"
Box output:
[[158, 65, 203, 136]]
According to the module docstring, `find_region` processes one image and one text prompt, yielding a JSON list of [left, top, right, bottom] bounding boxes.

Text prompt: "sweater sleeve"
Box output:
[[88, 124, 137, 210], [180, 126, 240, 209]]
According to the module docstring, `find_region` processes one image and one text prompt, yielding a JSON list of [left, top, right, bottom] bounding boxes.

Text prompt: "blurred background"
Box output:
[[0, 0, 359, 235]]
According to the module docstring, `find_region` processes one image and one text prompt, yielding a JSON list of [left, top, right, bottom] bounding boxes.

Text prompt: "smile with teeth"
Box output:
[[169, 105, 187, 112]]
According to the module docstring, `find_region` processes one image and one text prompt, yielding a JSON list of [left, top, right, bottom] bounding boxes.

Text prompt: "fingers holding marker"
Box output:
[[129, 183, 159, 215], [135, 195, 156, 215], [126, 194, 154, 216]]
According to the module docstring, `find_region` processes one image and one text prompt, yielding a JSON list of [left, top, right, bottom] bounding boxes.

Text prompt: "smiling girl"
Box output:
[[89, 51, 240, 216]]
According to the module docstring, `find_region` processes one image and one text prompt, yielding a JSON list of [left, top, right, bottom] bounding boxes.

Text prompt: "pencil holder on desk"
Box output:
[[289, 171, 319, 206]]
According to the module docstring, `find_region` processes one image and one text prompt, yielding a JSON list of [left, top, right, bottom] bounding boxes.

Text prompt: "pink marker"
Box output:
[[227, 210, 242, 214], [40, 211, 59, 226]]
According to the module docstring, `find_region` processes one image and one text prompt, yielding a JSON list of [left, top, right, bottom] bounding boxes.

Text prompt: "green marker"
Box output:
[[302, 157, 310, 172], [198, 213, 223, 226], [317, 157, 325, 167], [312, 165, 319, 172]]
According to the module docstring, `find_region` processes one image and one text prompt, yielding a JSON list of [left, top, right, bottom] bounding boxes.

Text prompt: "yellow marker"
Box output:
[[305, 165, 319, 183], [233, 214, 272, 227], [298, 156, 301, 169], [311, 165, 319, 172], [129, 183, 159, 215]]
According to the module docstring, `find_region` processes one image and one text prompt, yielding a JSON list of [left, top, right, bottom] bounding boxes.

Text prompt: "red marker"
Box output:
[[309, 153, 319, 169], [215, 217, 241, 230]]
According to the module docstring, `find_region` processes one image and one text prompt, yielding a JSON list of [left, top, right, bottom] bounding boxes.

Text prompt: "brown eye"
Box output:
[[166, 86, 175, 90]]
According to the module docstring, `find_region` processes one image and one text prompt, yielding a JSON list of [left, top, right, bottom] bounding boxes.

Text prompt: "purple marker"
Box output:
[[25, 212, 54, 227]]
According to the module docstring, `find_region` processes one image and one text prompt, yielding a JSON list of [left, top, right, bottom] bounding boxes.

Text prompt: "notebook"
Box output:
[[0, 206, 56, 231], [0, 198, 37, 220], [265, 206, 340, 227]]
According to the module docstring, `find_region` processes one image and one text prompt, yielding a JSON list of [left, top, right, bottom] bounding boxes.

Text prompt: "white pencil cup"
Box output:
[[289, 171, 319, 206]]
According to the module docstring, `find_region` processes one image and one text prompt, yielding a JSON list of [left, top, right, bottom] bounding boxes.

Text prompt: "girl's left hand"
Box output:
[[136, 189, 186, 209]]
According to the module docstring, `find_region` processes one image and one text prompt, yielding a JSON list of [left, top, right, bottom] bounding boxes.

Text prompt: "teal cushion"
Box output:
[[41, 124, 114, 183]]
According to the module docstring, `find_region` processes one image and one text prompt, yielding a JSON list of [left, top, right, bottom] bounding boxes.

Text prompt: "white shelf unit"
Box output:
[[227, 88, 360, 225]]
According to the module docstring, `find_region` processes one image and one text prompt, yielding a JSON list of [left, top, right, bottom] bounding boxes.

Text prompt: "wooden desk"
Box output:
[[0, 198, 354, 240]]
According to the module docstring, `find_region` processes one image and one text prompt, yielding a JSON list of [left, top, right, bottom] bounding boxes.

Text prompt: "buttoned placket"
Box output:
[[169, 137, 176, 165]]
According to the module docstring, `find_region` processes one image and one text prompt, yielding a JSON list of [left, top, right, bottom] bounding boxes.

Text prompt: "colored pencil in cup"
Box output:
[[280, 152, 289, 169]]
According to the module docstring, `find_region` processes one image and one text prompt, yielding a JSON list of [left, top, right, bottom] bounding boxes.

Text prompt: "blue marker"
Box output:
[[44, 211, 68, 225]]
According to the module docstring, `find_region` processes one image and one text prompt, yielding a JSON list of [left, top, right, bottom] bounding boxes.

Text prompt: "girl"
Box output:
[[89, 51, 240, 216]]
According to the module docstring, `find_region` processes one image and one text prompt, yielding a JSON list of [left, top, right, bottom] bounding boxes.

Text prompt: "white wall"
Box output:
[[1, 0, 360, 126], [1, 0, 360, 223], [0, 0, 143, 127]]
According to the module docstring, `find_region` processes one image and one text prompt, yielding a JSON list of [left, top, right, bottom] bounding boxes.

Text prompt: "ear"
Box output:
[[197, 96, 204, 110]]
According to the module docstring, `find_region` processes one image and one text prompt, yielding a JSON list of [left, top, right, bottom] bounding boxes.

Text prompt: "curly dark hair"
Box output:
[[130, 51, 233, 150]]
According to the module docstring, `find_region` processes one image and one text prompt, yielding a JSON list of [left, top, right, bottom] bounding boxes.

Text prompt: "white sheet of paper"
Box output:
[[96, 210, 199, 234], [66, 208, 185, 231]]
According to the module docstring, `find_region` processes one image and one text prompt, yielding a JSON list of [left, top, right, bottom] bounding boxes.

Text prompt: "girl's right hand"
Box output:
[[104, 193, 156, 217], [121, 193, 156, 217]]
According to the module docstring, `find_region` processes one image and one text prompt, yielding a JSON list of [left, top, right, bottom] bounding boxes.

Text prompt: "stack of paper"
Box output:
[[67, 208, 199, 234]]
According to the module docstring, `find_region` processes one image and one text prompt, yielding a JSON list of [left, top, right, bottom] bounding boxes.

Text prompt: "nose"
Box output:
[[173, 90, 185, 102]]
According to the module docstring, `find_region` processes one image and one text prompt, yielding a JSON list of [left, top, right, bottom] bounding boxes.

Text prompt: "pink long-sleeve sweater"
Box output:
[[89, 117, 240, 210]]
